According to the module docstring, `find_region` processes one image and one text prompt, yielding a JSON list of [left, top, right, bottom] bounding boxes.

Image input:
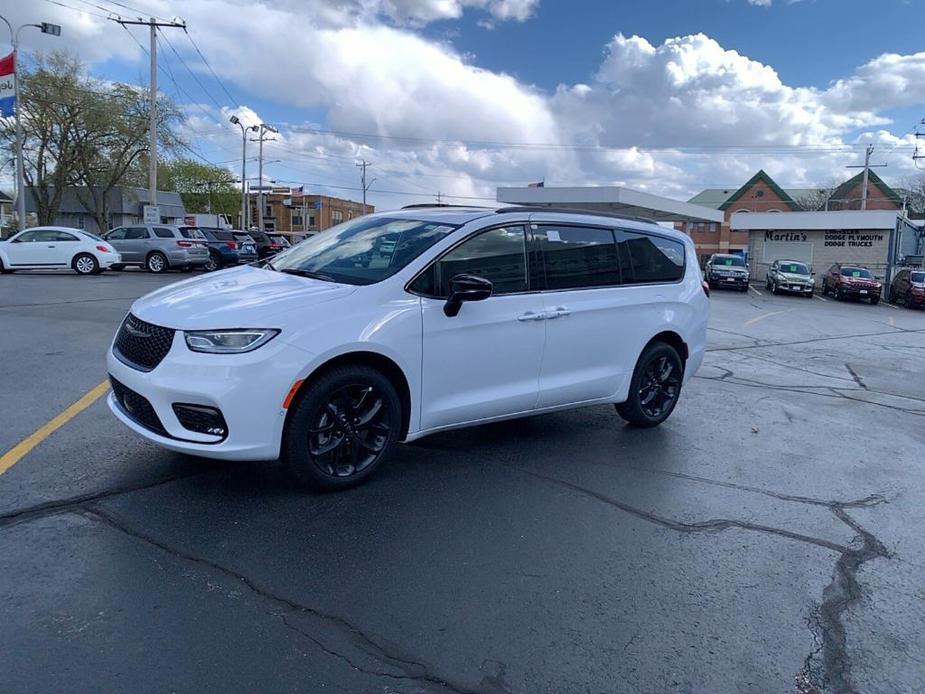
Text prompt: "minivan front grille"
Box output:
[[113, 313, 175, 371]]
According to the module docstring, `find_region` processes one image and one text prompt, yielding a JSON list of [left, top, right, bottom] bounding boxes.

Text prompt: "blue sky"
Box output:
[[4, 0, 925, 207]]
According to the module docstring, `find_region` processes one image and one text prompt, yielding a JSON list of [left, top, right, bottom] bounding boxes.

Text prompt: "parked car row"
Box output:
[[702, 253, 923, 310], [0, 225, 302, 276]]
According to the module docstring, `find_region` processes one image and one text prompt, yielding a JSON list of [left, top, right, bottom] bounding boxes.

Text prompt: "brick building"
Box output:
[[681, 169, 904, 266], [247, 187, 373, 235]]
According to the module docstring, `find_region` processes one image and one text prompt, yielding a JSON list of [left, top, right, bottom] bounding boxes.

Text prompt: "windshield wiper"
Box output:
[[262, 259, 277, 271], [278, 268, 338, 282]]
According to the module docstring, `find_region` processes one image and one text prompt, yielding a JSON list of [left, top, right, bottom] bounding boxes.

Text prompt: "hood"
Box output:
[[131, 265, 356, 329], [780, 272, 811, 280]]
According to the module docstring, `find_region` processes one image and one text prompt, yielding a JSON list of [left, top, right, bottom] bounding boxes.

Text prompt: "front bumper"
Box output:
[[106, 329, 312, 461], [776, 282, 814, 295], [838, 285, 881, 299], [99, 252, 122, 269], [709, 274, 748, 288]]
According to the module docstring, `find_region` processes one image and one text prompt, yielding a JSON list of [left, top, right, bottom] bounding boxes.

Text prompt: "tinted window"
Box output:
[[205, 229, 235, 242], [126, 227, 149, 240], [535, 225, 620, 289], [54, 231, 79, 241], [106, 228, 126, 240], [435, 226, 527, 296], [840, 267, 872, 278], [617, 230, 685, 284], [178, 226, 205, 239], [152, 227, 174, 238], [912, 272, 925, 283], [248, 231, 270, 243], [233, 234, 253, 244]]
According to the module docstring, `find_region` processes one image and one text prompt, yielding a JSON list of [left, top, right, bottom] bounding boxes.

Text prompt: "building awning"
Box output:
[[496, 186, 724, 224], [730, 210, 907, 231]]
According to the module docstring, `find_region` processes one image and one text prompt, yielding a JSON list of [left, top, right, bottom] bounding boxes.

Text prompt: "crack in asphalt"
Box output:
[[706, 327, 925, 353], [513, 467, 891, 694], [0, 468, 217, 529], [79, 504, 480, 694], [843, 363, 868, 391]]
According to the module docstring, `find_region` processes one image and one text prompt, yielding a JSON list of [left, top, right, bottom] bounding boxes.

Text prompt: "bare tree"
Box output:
[[72, 83, 184, 232]]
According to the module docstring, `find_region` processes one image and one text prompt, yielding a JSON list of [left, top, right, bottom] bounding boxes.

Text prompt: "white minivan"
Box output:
[[107, 206, 709, 490]]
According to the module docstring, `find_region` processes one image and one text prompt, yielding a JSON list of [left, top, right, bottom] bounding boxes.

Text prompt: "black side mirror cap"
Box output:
[[444, 273, 493, 317]]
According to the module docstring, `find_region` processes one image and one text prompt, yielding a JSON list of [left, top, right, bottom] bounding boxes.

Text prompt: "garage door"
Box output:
[[762, 241, 813, 265]]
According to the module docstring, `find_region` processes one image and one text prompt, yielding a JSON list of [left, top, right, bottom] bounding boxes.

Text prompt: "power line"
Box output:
[[37, 0, 111, 20], [157, 28, 225, 111], [183, 28, 238, 106]]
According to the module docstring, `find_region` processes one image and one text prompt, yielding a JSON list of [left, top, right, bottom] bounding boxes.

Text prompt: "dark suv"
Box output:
[[198, 227, 258, 271], [888, 268, 925, 308], [821, 264, 881, 304], [244, 230, 285, 259], [704, 254, 749, 292]]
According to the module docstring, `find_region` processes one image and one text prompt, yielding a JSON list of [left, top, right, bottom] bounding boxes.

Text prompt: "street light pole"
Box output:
[[251, 123, 277, 231], [230, 116, 257, 229], [0, 17, 61, 229]]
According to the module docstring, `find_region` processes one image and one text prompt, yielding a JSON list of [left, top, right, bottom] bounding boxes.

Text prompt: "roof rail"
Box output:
[[400, 203, 493, 210], [494, 205, 659, 225]]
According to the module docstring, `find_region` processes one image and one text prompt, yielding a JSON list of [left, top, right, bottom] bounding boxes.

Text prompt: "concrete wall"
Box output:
[[748, 228, 891, 285]]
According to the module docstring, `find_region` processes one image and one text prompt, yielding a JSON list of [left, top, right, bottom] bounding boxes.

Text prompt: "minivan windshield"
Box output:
[[269, 216, 457, 285]]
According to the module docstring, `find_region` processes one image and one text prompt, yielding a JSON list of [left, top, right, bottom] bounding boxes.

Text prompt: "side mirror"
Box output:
[[443, 273, 493, 317]]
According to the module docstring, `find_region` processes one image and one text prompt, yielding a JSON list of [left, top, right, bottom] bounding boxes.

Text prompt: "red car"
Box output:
[[821, 264, 881, 304], [888, 268, 925, 308]]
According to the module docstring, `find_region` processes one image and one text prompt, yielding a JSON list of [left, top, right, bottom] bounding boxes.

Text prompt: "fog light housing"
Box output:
[[172, 403, 228, 439]]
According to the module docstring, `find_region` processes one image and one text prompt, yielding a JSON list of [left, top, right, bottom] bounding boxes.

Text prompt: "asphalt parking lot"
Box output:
[[1, 270, 924, 694]]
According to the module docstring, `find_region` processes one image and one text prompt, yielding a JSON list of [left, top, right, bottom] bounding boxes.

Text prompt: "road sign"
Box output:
[[143, 205, 160, 224]]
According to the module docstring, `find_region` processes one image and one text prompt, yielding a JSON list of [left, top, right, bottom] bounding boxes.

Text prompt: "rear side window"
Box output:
[[179, 226, 205, 239], [535, 225, 620, 289], [126, 227, 149, 240], [617, 230, 685, 284], [153, 227, 174, 238], [434, 226, 527, 296]]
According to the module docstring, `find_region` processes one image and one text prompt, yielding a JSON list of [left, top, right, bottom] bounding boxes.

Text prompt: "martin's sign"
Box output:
[[0, 53, 14, 118], [764, 231, 807, 242]]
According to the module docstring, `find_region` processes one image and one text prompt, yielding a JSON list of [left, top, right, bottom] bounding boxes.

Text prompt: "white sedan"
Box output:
[[0, 226, 121, 275]]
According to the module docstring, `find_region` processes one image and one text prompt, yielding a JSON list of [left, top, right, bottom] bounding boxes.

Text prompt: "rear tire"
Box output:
[[203, 251, 223, 272], [0, 257, 12, 274], [615, 342, 683, 428], [282, 365, 402, 492], [146, 252, 168, 273], [72, 253, 99, 275], [870, 296, 880, 305]]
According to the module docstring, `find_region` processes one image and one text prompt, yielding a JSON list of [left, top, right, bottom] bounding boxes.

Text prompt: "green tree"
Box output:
[[159, 158, 239, 216]]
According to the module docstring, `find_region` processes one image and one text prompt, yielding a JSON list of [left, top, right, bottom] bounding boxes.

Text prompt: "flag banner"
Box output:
[[0, 53, 14, 118]]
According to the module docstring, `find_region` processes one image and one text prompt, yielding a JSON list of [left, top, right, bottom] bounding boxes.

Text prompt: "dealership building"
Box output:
[[731, 210, 922, 284]]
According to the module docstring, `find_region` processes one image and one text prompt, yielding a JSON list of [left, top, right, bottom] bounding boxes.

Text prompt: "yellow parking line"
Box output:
[[0, 380, 110, 476], [744, 308, 796, 327]]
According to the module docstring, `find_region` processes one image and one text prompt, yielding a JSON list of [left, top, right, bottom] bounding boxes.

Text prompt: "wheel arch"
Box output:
[[146, 249, 169, 265], [285, 350, 413, 442], [644, 330, 689, 364]]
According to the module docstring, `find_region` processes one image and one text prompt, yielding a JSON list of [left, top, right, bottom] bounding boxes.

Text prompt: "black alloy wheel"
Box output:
[[283, 365, 401, 491], [616, 342, 683, 427]]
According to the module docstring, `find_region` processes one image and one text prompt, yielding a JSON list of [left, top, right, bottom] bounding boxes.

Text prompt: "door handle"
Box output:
[[517, 311, 545, 322], [551, 306, 571, 318]]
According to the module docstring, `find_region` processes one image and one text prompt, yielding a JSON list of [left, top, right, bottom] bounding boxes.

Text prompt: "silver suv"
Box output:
[[766, 259, 814, 296], [104, 224, 210, 273]]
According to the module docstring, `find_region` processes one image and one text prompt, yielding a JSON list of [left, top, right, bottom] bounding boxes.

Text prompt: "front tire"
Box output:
[[615, 342, 683, 428], [146, 252, 168, 273], [870, 296, 880, 305], [0, 257, 12, 274], [72, 253, 99, 275], [282, 365, 402, 492]]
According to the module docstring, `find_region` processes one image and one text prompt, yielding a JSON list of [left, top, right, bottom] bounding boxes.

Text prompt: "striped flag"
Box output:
[[0, 53, 14, 118]]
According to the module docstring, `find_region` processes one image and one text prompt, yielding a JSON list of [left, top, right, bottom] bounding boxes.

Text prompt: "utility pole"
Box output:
[[0, 17, 61, 229], [251, 124, 277, 231], [435, 191, 442, 204], [111, 16, 186, 219], [846, 145, 887, 210], [355, 159, 374, 209]]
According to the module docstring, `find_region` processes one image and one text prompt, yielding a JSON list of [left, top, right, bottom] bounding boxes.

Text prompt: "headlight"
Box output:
[[184, 329, 280, 354]]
